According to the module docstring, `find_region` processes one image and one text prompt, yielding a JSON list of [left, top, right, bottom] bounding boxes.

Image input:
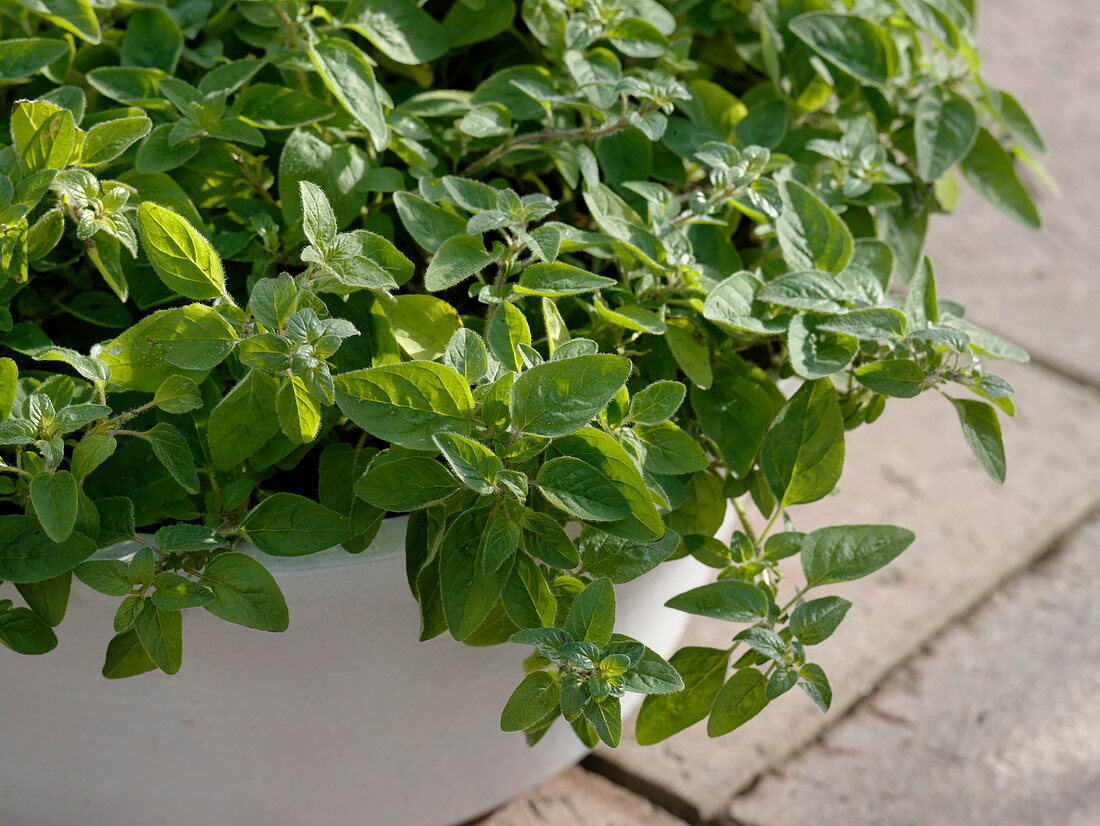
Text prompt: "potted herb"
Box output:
[[0, 0, 1042, 822]]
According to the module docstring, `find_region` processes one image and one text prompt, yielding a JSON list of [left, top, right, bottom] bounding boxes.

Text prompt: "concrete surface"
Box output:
[[726, 514, 1100, 826], [477, 768, 688, 826], [927, 0, 1100, 387]]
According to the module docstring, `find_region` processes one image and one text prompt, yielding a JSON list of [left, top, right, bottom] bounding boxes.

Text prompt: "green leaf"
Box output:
[[790, 596, 852, 645], [102, 629, 156, 679], [440, 509, 510, 639], [120, 7, 182, 72], [0, 38, 69, 80], [335, 361, 474, 450], [30, 470, 78, 543], [234, 85, 334, 129], [207, 370, 281, 470], [960, 129, 1041, 229], [578, 529, 679, 584], [789, 12, 898, 86], [708, 668, 768, 737], [443, 328, 489, 383], [583, 697, 622, 747], [151, 572, 214, 610], [798, 663, 832, 711], [788, 314, 857, 380], [382, 294, 460, 360], [0, 606, 58, 654], [635, 646, 729, 744], [75, 559, 133, 596], [537, 457, 630, 522], [134, 603, 183, 674], [665, 579, 770, 623], [152, 375, 203, 414], [201, 552, 290, 632], [552, 427, 664, 541], [801, 524, 916, 587], [515, 262, 616, 297], [424, 234, 492, 292], [502, 553, 555, 628], [16, 572, 71, 627], [500, 671, 561, 731], [393, 192, 467, 254], [628, 380, 685, 425], [521, 511, 581, 569], [855, 359, 925, 398], [343, 0, 450, 65], [241, 493, 351, 556], [19, 0, 100, 44], [144, 422, 200, 493], [949, 398, 1006, 483], [299, 180, 338, 250], [914, 87, 978, 182], [620, 645, 684, 695], [511, 354, 631, 438], [635, 421, 709, 475], [309, 37, 389, 151], [777, 181, 854, 275], [137, 202, 228, 301], [564, 577, 616, 646], [80, 116, 151, 166], [486, 301, 532, 372], [0, 516, 95, 583], [354, 455, 461, 511], [759, 378, 845, 508], [276, 375, 322, 444], [434, 432, 501, 495], [690, 365, 774, 479]]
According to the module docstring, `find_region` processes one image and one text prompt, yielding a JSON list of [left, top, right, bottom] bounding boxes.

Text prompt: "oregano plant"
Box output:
[[0, 0, 1043, 746]]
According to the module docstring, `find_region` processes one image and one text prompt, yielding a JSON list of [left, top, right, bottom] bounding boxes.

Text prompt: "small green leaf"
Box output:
[[299, 180, 338, 250], [144, 422, 200, 493], [708, 668, 768, 737], [134, 604, 182, 674], [798, 663, 833, 711], [137, 202, 227, 301], [424, 234, 492, 292], [276, 375, 322, 444], [949, 397, 1006, 483], [628, 380, 685, 425], [0, 605, 58, 654], [855, 359, 925, 398], [789, 12, 898, 86], [102, 629, 157, 679], [30, 470, 78, 543], [960, 129, 1041, 229], [515, 262, 616, 297], [564, 577, 616, 646], [583, 697, 622, 747], [777, 181, 853, 275], [207, 370, 281, 470], [0, 38, 69, 81], [790, 596, 852, 645], [151, 572, 214, 610], [500, 671, 561, 731], [309, 37, 389, 151], [434, 432, 501, 495], [75, 559, 133, 596], [914, 87, 978, 182], [355, 455, 461, 511]]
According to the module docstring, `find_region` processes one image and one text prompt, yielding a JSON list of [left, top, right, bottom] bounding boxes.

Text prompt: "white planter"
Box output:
[[0, 510, 733, 826]]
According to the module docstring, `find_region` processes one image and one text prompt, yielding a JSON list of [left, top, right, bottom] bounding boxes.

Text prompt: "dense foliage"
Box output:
[[0, 0, 1043, 746]]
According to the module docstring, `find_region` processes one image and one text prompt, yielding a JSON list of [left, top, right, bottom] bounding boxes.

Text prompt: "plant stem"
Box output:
[[461, 116, 632, 177]]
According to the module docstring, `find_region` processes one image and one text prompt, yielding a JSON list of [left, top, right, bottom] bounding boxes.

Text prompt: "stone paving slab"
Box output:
[[927, 0, 1100, 386], [477, 767, 687, 826], [726, 513, 1100, 826], [595, 361, 1100, 820]]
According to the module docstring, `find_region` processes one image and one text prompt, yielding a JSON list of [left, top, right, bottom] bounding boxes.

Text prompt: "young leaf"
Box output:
[[960, 129, 1041, 229], [665, 580, 770, 624], [949, 398, 1006, 482], [790, 596, 852, 645], [133, 604, 183, 674], [563, 577, 616, 646], [776, 181, 853, 274], [707, 668, 768, 737], [30, 470, 78, 543], [537, 457, 630, 522], [500, 671, 561, 732], [137, 202, 228, 301]]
